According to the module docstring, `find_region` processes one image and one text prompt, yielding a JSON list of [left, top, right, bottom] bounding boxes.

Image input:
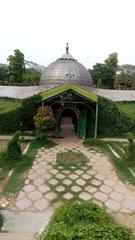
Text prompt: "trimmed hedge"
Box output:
[[0, 94, 41, 134], [98, 97, 135, 136], [38, 202, 135, 240]]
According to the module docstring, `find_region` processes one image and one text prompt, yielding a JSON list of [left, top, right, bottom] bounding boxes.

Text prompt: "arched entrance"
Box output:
[[55, 105, 80, 138]]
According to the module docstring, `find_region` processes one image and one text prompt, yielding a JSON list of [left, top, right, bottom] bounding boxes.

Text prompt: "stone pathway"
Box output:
[[3, 136, 135, 233]]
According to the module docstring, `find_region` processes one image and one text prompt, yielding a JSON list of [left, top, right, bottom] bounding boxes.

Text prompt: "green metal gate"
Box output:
[[77, 108, 87, 139]]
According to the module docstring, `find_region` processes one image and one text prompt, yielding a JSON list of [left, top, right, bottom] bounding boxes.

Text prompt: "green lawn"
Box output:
[[56, 150, 87, 168], [0, 98, 21, 114], [117, 103, 135, 117]]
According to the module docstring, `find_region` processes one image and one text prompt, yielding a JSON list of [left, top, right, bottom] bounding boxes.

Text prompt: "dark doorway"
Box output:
[[59, 108, 78, 138]]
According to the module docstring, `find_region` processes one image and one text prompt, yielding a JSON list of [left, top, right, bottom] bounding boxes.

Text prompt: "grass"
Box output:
[[0, 98, 21, 114], [56, 150, 88, 168], [1, 139, 56, 195], [84, 138, 135, 185], [117, 103, 135, 118]]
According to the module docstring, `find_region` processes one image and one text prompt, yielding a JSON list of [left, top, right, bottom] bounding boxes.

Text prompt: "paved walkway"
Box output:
[[2, 136, 135, 233]]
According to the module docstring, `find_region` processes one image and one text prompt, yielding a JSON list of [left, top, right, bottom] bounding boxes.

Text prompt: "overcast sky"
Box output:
[[0, 0, 135, 68]]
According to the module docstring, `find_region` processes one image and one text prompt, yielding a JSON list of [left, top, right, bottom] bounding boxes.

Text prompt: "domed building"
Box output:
[[0, 44, 135, 138], [39, 44, 98, 139], [40, 43, 93, 88]]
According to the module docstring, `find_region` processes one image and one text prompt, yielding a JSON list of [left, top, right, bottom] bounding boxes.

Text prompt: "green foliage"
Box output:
[[97, 78, 102, 88], [127, 132, 134, 142], [0, 213, 4, 232], [0, 64, 8, 84], [90, 52, 118, 89], [98, 97, 135, 136], [39, 202, 135, 240], [115, 64, 135, 89], [5, 131, 22, 164], [7, 49, 25, 84], [23, 68, 41, 86], [34, 106, 55, 130], [117, 103, 135, 118], [20, 94, 42, 130]]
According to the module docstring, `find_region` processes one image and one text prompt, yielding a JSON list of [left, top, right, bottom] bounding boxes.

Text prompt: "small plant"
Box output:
[[38, 202, 135, 240], [34, 106, 55, 139], [125, 132, 135, 164], [5, 131, 22, 163], [127, 132, 134, 142]]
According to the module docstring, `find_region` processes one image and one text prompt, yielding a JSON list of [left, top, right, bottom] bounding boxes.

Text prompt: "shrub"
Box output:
[[34, 106, 55, 139], [5, 131, 22, 163], [98, 97, 135, 136], [127, 132, 134, 142], [20, 94, 42, 131], [0, 213, 4, 232], [125, 132, 135, 163], [38, 202, 135, 240]]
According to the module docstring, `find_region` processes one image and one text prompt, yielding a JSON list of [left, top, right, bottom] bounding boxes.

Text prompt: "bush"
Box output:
[[127, 132, 134, 142], [20, 94, 42, 131], [5, 131, 22, 163], [125, 133, 135, 163], [39, 202, 135, 240], [0, 213, 4, 232], [98, 97, 135, 136]]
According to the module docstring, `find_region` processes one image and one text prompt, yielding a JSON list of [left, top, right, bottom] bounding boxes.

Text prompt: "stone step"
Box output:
[[0, 233, 34, 240]]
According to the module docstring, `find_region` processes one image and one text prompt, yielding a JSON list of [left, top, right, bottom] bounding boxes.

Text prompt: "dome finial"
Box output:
[[66, 42, 69, 53]]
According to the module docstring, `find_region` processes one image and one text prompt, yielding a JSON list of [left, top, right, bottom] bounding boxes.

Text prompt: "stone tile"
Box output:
[[25, 179, 30, 185], [85, 186, 97, 194], [104, 179, 116, 187], [94, 191, 108, 202], [122, 200, 135, 210], [62, 170, 71, 174], [44, 173, 52, 180], [39, 185, 50, 193], [16, 198, 32, 210], [63, 192, 73, 200], [75, 170, 84, 175], [69, 174, 78, 180], [33, 178, 45, 187], [49, 179, 58, 185], [45, 165, 53, 170], [50, 169, 59, 175], [95, 174, 105, 181], [28, 190, 42, 201], [100, 185, 112, 194], [71, 185, 81, 192], [23, 184, 36, 193], [17, 191, 26, 200], [53, 201, 62, 209], [45, 192, 57, 201], [56, 185, 65, 192], [113, 184, 127, 194], [28, 173, 39, 180], [56, 173, 65, 180], [63, 179, 72, 185], [87, 169, 96, 175], [110, 191, 124, 201], [81, 166, 88, 170], [79, 192, 92, 201], [91, 179, 101, 187], [34, 199, 49, 211], [76, 179, 86, 186], [82, 173, 91, 180], [36, 168, 47, 175], [105, 199, 121, 211]]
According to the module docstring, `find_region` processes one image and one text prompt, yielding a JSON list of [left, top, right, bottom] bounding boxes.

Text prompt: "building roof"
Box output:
[[40, 44, 93, 87], [0, 85, 134, 102]]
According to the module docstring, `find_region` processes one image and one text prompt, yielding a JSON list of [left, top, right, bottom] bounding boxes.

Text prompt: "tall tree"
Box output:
[[0, 64, 8, 84], [7, 49, 25, 84], [90, 52, 118, 89]]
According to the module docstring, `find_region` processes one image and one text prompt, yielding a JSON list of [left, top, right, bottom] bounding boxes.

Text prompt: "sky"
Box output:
[[0, 0, 135, 68]]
